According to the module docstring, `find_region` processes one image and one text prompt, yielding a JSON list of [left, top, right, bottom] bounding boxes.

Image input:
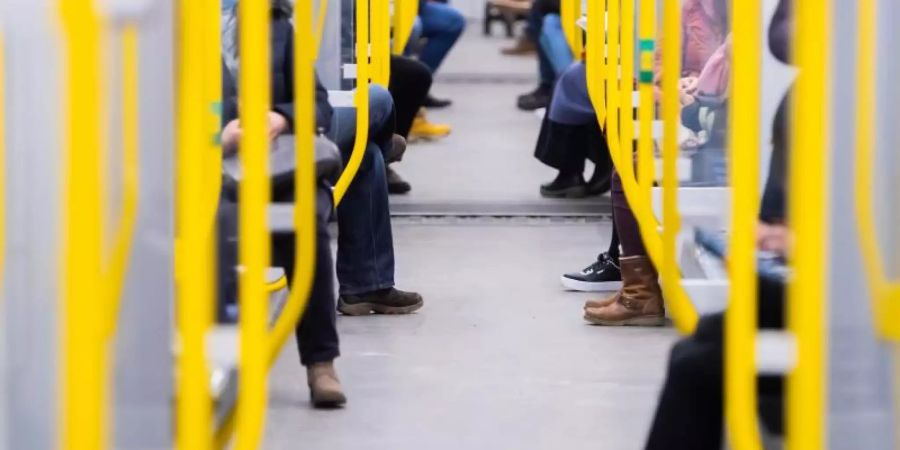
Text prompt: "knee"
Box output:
[[444, 9, 466, 36], [368, 85, 394, 121], [542, 14, 561, 30]]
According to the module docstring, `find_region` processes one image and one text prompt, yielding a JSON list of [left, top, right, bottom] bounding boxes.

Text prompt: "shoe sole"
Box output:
[[540, 185, 589, 199], [560, 276, 623, 292], [337, 298, 424, 316], [583, 314, 666, 327], [310, 392, 347, 409]]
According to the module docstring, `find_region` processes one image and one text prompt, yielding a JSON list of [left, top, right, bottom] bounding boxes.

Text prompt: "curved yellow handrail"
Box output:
[[101, 25, 141, 340], [58, 1, 109, 448], [560, 0, 583, 60], [371, 0, 391, 86], [392, 0, 420, 55], [266, 0, 318, 369], [724, 0, 764, 448], [175, 0, 216, 448], [787, 0, 831, 448], [585, 0, 697, 335], [853, 0, 900, 341], [234, 0, 271, 447], [333, 0, 371, 205]]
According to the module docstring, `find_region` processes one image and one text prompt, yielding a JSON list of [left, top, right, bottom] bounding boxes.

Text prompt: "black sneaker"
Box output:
[[517, 84, 552, 111], [338, 287, 424, 315], [560, 253, 623, 292], [423, 94, 452, 109], [386, 167, 412, 195]]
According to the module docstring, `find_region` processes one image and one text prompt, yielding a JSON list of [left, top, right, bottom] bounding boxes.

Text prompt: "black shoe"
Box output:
[[560, 252, 623, 292], [384, 135, 407, 164], [586, 165, 612, 196], [517, 84, 551, 111], [338, 287, 424, 315], [386, 167, 412, 194], [423, 94, 452, 108], [540, 172, 588, 198]]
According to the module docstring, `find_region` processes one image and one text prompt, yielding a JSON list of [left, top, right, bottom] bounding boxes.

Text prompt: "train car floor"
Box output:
[[265, 221, 678, 449]]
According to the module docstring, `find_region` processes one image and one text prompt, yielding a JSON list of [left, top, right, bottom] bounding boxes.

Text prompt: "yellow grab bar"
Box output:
[[313, 0, 330, 60], [585, 0, 697, 335], [175, 0, 216, 448], [392, 0, 420, 55], [724, 0, 764, 448], [101, 25, 141, 340], [787, 0, 831, 448], [560, 0, 583, 59], [266, 0, 318, 369], [372, 0, 392, 86], [234, 0, 271, 447], [58, 1, 110, 448], [854, 0, 900, 341], [333, 0, 371, 205]]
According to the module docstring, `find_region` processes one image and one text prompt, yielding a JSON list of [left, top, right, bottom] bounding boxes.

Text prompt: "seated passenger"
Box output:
[[516, 0, 570, 111], [218, 0, 346, 407], [416, 0, 466, 108]]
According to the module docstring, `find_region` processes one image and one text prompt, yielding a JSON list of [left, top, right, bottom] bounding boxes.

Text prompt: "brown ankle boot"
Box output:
[[584, 295, 617, 310], [583, 255, 666, 326], [307, 361, 347, 408]]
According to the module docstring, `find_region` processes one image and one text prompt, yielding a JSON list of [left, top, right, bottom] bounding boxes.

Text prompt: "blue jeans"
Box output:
[[540, 15, 574, 78], [328, 85, 396, 295], [418, 1, 465, 72]]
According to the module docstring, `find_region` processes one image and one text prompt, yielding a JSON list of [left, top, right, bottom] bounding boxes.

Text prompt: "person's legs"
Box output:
[[610, 170, 647, 256], [418, 1, 465, 73], [539, 14, 574, 77], [389, 56, 433, 138]]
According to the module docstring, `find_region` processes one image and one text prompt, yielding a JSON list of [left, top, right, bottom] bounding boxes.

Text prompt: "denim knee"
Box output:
[[368, 85, 394, 125]]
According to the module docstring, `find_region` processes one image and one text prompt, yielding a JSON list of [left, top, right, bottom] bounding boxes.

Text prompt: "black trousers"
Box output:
[[388, 56, 433, 138], [534, 115, 612, 177], [270, 186, 341, 367], [644, 277, 785, 450]]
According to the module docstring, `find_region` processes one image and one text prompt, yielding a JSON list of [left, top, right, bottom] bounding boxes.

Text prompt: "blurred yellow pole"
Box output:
[[725, 0, 763, 448], [267, 0, 317, 368], [58, 0, 108, 448], [333, 0, 371, 205], [371, 0, 391, 85], [235, 0, 271, 447], [175, 0, 215, 448], [787, 0, 831, 448]]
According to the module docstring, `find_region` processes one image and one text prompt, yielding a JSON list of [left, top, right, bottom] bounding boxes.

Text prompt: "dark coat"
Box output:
[[221, 15, 333, 133]]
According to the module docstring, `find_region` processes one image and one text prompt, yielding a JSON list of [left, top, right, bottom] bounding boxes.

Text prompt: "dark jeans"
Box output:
[[418, 1, 465, 72], [526, 0, 560, 87], [644, 278, 786, 449], [328, 85, 396, 295], [271, 187, 341, 366], [389, 56, 433, 138], [610, 169, 646, 257]]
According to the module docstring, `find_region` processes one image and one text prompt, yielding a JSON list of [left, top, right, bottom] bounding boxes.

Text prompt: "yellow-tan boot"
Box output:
[[307, 361, 347, 408], [583, 256, 665, 326]]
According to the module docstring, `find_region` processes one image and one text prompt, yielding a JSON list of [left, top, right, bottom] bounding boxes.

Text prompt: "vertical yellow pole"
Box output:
[[268, 0, 318, 367], [788, 0, 830, 448], [58, 0, 107, 449], [585, 0, 606, 129], [725, 0, 763, 448], [175, 0, 214, 447], [560, 0, 584, 60], [619, 0, 634, 170], [314, 0, 332, 59], [372, 0, 391, 86], [605, 0, 620, 165], [334, 0, 371, 205], [235, 0, 271, 447]]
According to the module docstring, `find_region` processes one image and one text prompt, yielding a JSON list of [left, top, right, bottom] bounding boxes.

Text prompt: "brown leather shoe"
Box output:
[[583, 295, 617, 310], [307, 361, 347, 408], [584, 255, 665, 326], [501, 36, 537, 55]]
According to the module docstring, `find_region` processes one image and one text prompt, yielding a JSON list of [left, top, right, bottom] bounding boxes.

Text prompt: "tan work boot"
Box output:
[[307, 361, 347, 408], [583, 255, 665, 326], [583, 295, 617, 310]]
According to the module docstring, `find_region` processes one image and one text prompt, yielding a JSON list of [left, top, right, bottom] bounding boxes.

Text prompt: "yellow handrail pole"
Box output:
[[853, 0, 900, 341], [584, 0, 605, 130], [101, 25, 141, 340], [636, 0, 655, 194], [313, 0, 331, 60], [202, 0, 224, 244], [267, 0, 318, 368], [724, 0, 764, 448], [333, 0, 371, 205], [175, 0, 215, 448], [605, 0, 620, 168], [787, 0, 831, 448], [372, 0, 391, 86], [58, 0, 109, 448], [234, 0, 271, 447], [619, 0, 634, 188], [392, 0, 420, 55], [560, 0, 583, 60]]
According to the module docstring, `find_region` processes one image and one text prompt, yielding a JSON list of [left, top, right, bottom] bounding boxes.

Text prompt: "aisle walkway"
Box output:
[[265, 222, 678, 450]]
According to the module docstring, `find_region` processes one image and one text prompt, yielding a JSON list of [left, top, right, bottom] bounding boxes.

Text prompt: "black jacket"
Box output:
[[222, 15, 333, 134]]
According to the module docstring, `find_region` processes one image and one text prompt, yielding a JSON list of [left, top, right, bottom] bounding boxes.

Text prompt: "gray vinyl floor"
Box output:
[[263, 26, 679, 450]]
